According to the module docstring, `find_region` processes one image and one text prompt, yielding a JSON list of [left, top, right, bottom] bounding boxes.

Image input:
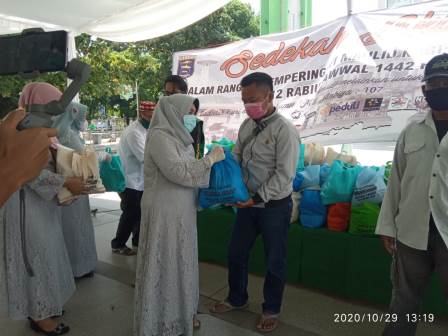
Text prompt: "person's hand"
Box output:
[[380, 235, 396, 254], [64, 177, 87, 196], [0, 108, 58, 188], [98, 152, 112, 163], [235, 198, 255, 209], [207, 146, 225, 165]]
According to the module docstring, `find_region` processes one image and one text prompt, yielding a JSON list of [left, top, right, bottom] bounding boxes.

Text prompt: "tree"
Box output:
[[135, 0, 260, 100], [0, 72, 66, 118]]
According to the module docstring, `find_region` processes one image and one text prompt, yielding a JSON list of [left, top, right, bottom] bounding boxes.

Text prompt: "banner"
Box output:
[[173, 1, 448, 145]]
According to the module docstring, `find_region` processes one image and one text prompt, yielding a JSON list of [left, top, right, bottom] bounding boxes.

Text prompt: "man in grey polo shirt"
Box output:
[[377, 54, 448, 336], [211, 72, 299, 333]]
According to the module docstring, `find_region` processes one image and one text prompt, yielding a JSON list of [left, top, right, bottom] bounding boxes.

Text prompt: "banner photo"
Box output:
[[173, 1, 448, 145]]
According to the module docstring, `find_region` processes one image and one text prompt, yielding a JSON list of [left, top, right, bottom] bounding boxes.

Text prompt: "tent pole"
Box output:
[[347, 0, 353, 16], [135, 80, 139, 119]]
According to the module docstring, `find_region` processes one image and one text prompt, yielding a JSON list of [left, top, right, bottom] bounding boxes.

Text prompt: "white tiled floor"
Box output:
[[2, 193, 447, 336]]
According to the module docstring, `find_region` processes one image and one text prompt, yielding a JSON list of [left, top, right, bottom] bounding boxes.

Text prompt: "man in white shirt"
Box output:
[[111, 101, 155, 256], [376, 54, 448, 335]]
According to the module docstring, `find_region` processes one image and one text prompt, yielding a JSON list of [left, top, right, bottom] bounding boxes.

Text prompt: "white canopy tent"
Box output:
[[0, 0, 231, 42]]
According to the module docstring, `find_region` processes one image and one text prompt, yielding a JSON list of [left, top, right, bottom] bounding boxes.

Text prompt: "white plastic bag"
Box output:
[[56, 145, 106, 204], [324, 147, 357, 166], [56, 145, 77, 204], [72, 147, 106, 194], [304, 143, 325, 165], [290, 191, 302, 224]]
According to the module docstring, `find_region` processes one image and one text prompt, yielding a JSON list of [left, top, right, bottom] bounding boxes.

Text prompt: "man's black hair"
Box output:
[[164, 75, 188, 93], [240, 72, 274, 92]]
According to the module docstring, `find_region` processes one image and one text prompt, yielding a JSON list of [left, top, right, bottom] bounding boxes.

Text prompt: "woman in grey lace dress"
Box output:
[[2, 171, 77, 332], [134, 94, 225, 336], [0, 83, 86, 335], [57, 102, 98, 278]]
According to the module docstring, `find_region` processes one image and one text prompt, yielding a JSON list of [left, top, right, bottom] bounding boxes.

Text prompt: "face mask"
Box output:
[[183, 115, 198, 133], [245, 101, 267, 120], [425, 88, 448, 111], [139, 118, 150, 129]]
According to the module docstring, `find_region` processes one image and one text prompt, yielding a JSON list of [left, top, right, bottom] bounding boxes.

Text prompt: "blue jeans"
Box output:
[[227, 200, 292, 314]]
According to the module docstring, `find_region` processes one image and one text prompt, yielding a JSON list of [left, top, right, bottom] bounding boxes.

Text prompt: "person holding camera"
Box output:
[[0, 108, 58, 207]]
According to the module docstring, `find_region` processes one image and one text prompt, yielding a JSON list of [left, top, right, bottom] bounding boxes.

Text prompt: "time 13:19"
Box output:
[[406, 313, 435, 323]]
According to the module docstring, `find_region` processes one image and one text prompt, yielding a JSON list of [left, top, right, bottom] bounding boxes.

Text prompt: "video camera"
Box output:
[[0, 28, 91, 129]]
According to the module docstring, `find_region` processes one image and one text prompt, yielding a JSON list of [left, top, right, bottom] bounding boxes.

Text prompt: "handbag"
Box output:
[[99, 147, 126, 193]]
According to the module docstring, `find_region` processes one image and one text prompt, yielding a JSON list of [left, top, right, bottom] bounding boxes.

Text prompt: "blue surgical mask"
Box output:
[[183, 115, 198, 133]]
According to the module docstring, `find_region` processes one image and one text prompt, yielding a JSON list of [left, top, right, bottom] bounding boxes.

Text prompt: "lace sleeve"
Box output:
[[147, 130, 211, 188], [27, 169, 65, 201]]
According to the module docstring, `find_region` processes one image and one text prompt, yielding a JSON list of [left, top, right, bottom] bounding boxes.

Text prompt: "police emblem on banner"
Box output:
[[177, 56, 196, 78]]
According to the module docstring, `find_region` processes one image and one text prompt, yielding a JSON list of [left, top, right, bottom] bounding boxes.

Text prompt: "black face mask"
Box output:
[[425, 88, 448, 111], [139, 118, 150, 129]]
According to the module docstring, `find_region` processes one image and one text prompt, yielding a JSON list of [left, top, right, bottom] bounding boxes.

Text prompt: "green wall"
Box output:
[[261, 0, 312, 35]]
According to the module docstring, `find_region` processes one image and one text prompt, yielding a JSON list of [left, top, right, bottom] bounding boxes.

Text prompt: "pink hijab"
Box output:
[[19, 82, 63, 148], [19, 82, 62, 107]]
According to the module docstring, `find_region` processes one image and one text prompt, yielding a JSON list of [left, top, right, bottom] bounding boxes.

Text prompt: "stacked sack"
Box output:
[[292, 143, 390, 235], [348, 165, 387, 235], [293, 143, 327, 228]]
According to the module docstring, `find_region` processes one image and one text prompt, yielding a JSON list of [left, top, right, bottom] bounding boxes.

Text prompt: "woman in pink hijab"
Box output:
[[19, 82, 63, 107], [19, 82, 62, 148], [1, 82, 83, 335]]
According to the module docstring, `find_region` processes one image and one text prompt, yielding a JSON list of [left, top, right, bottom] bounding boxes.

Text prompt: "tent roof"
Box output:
[[0, 0, 231, 42]]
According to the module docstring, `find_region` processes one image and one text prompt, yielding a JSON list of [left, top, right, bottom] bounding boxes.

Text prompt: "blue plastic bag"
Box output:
[[99, 148, 126, 193], [300, 189, 327, 228], [199, 150, 249, 208], [298, 165, 320, 190], [320, 160, 362, 205], [352, 166, 387, 205], [293, 172, 305, 192], [319, 164, 331, 187]]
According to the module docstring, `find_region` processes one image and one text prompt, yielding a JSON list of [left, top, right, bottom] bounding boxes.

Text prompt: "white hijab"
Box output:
[[150, 94, 194, 147]]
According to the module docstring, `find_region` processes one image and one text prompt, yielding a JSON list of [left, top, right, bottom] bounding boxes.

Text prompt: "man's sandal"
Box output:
[[112, 247, 136, 256], [256, 314, 279, 333], [193, 317, 201, 330], [209, 300, 248, 314]]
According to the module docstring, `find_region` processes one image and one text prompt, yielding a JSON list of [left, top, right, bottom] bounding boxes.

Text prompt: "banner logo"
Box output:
[[177, 56, 196, 78], [329, 101, 361, 114], [363, 98, 383, 112]]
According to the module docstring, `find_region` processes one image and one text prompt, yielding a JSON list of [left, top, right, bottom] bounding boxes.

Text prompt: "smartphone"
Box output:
[[0, 30, 67, 76]]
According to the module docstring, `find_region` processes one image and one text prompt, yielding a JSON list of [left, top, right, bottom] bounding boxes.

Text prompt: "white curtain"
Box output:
[[0, 0, 231, 42]]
